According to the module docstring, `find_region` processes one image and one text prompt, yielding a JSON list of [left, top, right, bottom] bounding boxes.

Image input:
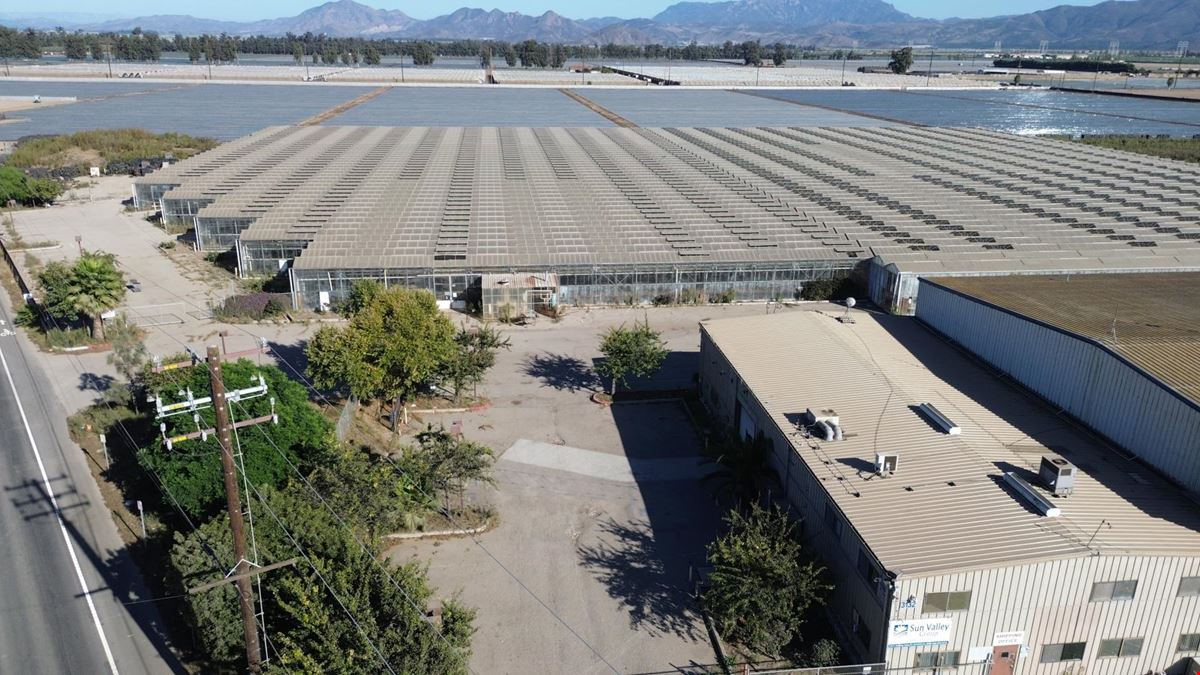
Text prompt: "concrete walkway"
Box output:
[[501, 438, 706, 483]]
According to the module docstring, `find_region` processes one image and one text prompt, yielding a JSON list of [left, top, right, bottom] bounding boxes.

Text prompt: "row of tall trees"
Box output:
[[4, 25, 863, 67]]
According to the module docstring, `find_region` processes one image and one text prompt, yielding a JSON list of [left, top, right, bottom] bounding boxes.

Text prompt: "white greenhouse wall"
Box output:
[[891, 555, 1200, 675], [916, 280, 1200, 495]]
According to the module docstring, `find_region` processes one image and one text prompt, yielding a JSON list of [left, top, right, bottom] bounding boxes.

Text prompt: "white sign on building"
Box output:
[[993, 631, 1026, 646], [887, 618, 953, 647]]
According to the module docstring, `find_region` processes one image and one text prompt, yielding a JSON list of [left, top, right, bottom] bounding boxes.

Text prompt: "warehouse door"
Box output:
[[989, 645, 1017, 675]]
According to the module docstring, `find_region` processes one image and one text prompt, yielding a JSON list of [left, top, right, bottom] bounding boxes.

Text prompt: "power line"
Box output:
[[236, 475, 400, 675], [97, 238, 619, 672], [230, 398, 479, 675]]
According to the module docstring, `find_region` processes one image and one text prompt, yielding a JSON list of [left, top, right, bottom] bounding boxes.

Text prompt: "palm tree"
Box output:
[[68, 252, 125, 341]]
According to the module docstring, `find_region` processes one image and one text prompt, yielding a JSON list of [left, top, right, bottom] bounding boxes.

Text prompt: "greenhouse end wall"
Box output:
[[290, 261, 858, 314]]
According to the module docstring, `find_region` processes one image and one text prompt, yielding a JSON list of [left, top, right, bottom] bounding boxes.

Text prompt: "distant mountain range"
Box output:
[[4, 0, 1197, 49]]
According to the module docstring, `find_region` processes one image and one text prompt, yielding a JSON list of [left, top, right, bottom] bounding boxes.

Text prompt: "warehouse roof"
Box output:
[[136, 124, 1200, 274], [701, 310, 1200, 575], [926, 273, 1200, 407]]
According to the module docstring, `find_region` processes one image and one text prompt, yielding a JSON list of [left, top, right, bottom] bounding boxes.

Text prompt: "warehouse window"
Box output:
[[1041, 642, 1086, 663], [1098, 637, 1143, 658], [922, 590, 972, 613], [1089, 579, 1137, 602], [914, 651, 959, 669], [1178, 576, 1200, 597], [1179, 634, 1200, 651]]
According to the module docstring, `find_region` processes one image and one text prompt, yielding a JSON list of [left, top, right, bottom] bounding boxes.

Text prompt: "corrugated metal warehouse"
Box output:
[[132, 125, 1200, 315], [915, 273, 1200, 495], [699, 310, 1200, 673]]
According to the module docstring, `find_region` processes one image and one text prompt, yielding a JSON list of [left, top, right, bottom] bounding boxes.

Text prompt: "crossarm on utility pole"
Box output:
[[189, 558, 298, 595], [209, 345, 263, 673]]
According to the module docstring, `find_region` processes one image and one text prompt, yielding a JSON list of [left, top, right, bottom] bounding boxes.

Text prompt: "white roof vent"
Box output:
[[1003, 472, 1062, 518], [917, 403, 961, 435]]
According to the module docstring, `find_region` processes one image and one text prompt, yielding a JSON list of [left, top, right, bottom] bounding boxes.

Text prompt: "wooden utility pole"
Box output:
[[208, 345, 262, 673]]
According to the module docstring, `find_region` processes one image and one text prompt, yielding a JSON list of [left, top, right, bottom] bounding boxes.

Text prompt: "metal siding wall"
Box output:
[[917, 282, 1200, 494], [891, 556, 1200, 674]]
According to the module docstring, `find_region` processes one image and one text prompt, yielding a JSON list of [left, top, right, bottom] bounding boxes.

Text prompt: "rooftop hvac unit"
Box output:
[[1002, 472, 1062, 517], [1038, 455, 1077, 497], [804, 408, 843, 442], [917, 403, 961, 435], [875, 452, 899, 477]]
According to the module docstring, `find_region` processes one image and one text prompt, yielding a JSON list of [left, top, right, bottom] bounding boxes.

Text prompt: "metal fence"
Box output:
[[0, 235, 32, 299]]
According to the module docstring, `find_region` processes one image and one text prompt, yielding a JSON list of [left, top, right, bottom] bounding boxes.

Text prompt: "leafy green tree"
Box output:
[[139, 360, 333, 517], [364, 46, 381, 65], [307, 287, 456, 430], [595, 318, 668, 395], [36, 260, 80, 323], [704, 504, 831, 657], [888, 46, 914, 74], [311, 444, 434, 539], [67, 251, 125, 340], [411, 41, 436, 66], [437, 323, 511, 403], [504, 44, 517, 67], [170, 482, 474, 673], [0, 166, 63, 206], [408, 428, 495, 511], [741, 40, 762, 67], [480, 46, 491, 67], [292, 41, 304, 63], [63, 34, 88, 60], [772, 42, 787, 67]]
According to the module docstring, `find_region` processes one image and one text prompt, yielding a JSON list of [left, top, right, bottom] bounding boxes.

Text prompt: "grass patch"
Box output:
[[1067, 136, 1200, 164], [5, 129, 219, 172]]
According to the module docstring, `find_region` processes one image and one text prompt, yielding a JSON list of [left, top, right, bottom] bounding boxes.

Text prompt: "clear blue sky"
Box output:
[[18, 0, 1106, 23]]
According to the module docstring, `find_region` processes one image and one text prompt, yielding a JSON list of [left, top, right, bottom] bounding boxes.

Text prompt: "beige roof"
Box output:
[[136, 124, 1200, 275], [928, 273, 1200, 406], [701, 310, 1200, 576]]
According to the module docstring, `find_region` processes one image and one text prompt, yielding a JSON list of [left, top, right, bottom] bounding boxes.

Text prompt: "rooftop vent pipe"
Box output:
[[1002, 472, 1062, 518]]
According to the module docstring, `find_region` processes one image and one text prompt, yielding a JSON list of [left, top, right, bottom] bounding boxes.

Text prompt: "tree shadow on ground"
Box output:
[[522, 352, 599, 393], [576, 517, 703, 642], [79, 372, 116, 392]]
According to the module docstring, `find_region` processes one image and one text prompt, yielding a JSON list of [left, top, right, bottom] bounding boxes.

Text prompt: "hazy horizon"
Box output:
[[1, 0, 1110, 24]]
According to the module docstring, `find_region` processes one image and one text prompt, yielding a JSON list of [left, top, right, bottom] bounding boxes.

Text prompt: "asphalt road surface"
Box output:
[[0, 299, 178, 674]]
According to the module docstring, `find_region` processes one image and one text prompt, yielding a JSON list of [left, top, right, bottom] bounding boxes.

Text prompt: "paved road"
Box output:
[[0, 300, 178, 673]]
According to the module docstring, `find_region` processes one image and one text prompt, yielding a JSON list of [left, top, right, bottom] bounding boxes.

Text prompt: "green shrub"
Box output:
[[13, 303, 39, 327], [45, 327, 92, 348], [799, 277, 859, 302], [651, 293, 673, 306], [711, 289, 736, 304], [679, 287, 702, 305], [0, 166, 63, 206]]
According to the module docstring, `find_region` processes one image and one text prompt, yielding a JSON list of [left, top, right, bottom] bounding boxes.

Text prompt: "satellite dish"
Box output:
[[846, 297, 857, 308]]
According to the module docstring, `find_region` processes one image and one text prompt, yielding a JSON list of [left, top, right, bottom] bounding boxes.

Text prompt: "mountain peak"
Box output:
[[35, 0, 1200, 50]]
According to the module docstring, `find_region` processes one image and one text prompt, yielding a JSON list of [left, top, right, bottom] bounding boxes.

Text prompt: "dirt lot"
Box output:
[[387, 303, 831, 675]]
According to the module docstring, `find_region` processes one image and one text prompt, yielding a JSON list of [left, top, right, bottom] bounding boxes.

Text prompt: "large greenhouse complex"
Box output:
[[134, 124, 1200, 315]]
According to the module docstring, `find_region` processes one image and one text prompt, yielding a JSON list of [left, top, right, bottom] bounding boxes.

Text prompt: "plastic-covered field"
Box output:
[[0, 83, 373, 140], [568, 89, 881, 127], [324, 87, 612, 127], [753, 89, 1200, 136], [602, 63, 993, 88]]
